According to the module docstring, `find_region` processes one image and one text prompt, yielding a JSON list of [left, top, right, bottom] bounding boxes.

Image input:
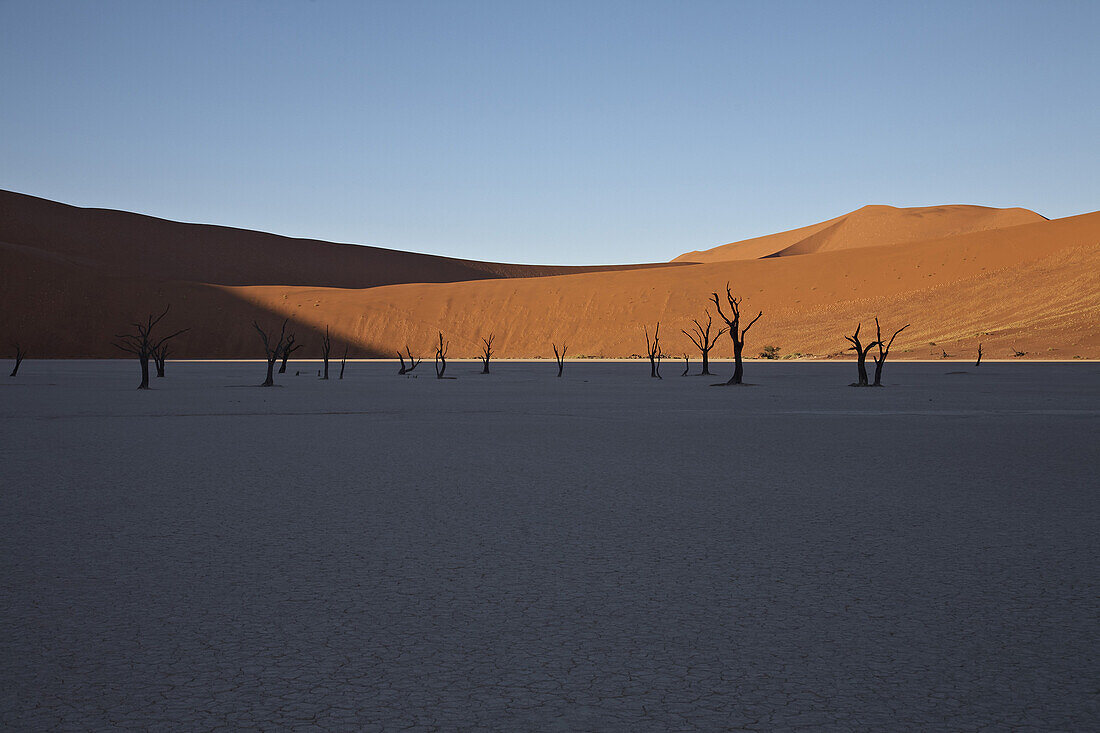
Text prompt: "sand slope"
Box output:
[[1, 190, 1096, 360], [673, 205, 1045, 262]]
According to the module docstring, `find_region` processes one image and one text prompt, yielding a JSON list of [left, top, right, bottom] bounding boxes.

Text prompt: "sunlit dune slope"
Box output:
[[673, 204, 1045, 262], [0, 189, 681, 289], [227, 212, 1099, 361]]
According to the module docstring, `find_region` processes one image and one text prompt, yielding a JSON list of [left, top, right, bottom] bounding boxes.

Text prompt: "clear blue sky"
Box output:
[[2, 1, 1097, 264]]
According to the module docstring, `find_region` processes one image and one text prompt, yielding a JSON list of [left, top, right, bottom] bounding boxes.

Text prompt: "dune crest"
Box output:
[[673, 204, 1045, 262]]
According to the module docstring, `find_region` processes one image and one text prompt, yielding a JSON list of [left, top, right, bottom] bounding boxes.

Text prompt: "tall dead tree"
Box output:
[[975, 343, 983, 367], [320, 326, 332, 380], [278, 333, 305, 374], [480, 333, 495, 374], [553, 343, 567, 377], [711, 284, 762, 385], [645, 323, 662, 379], [254, 318, 289, 387], [682, 311, 727, 376], [339, 345, 348, 380], [434, 332, 449, 378], [114, 305, 189, 389], [398, 344, 421, 374], [844, 323, 881, 387], [872, 318, 909, 387], [10, 343, 25, 377]]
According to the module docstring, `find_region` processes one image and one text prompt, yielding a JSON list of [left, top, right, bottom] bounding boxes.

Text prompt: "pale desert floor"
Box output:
[[1, 361, 1098, 731]]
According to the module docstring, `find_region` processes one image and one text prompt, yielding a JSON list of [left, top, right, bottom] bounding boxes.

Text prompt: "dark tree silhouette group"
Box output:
[[113, 306, 189, 389]]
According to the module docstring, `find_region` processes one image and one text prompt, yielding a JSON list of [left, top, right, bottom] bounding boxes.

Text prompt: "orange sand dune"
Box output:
[[2, 191, 1096, 361], [673, 204, 1045, 262], [227, 212, 1099, 361], [0, 189, 683, 289]]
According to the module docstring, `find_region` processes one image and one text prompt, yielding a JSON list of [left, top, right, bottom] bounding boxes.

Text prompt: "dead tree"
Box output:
[[480, 333, 495, 374], [434, 331, 448, 379], [872, 318, 909, 387], [844, 323, 881, 387], [278, 333, 305, 373], [711, 284, 763, 385], [644, 323, 662, 379], [114, 305, 189, 389], [339, 345, 348, 380], [682, 311, 727, 376], [253, 318, 289, 387], [152, 340, 169, 378], [553, 343, 567, 377], [398, 344, 421, 375], [10, 343, 25, 377], [975, 343, 983, 367], [320, 326, 332, 380], [1013, 346, 1026, 357], [681, 354, 689, 376]]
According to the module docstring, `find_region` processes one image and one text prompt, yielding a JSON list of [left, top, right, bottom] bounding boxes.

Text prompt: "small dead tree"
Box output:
[[278, 333, 305, 373], [10, 343, 25, 377], [320, 326, 332, 380], [682, 311, 727, 376], [398, 344, 421, 374], [681, 354, 689, 376], [644, 323, 662, 379], [872, 318, 909, 387], [844, 323, 881, 387], [480, 333, 495, 374], [253, 318, 289, 387], [711, 284, 763, 385], [114, 305, 189, 389], [152, 340, 170, 378], [553, 343, 567, 377], [434, 331, 448, 378], [339, 345, 348, 380], [975, 343, 983, 367]]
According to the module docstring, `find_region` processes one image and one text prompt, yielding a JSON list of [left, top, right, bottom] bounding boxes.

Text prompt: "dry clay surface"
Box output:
[[2, 361, 1098, 731]]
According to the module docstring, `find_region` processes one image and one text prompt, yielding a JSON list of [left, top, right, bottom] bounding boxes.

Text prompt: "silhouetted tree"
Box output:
[[844, 323, 880, 387], [1012, 346, 1026, 357], [434, 331, 448, 378], [152, 340, 169, 378], [711, 284, 763, 385], [320, 326, 332, 380], [682, 311, 726, 376], [975, 343, 983, 367], [872, 318, 909, 386], [339, 345, 348, 380], [9, 343, 25, 377], [480, 333, 495, 374], [114, 305, 189, 389], [553, 343, 567, 377], [398, 344, 421, 375], [681, 354, 689, 376], [254, 318, 289, 387], [278, 333, 304, 373], [645, 323, 662, 379]]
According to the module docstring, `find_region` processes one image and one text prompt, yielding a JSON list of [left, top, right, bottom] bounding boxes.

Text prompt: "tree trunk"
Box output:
[[700, 350, 710, 375], [872, 358, 884, 386], [855, 353, 869, 386], [278, 352, 289, 373], [649, 354, 657, 378], [262, 358, 276, 387], [481, 359, 490, 374], [322, 356, 329, 380], [10, 356, 23, 377], [155, 355, 166, 378], [728, 340, 744, 384], [138, 355, 150, 389]]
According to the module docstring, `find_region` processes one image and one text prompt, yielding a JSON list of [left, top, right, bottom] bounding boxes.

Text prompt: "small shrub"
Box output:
[[759, 345, 780, 359]]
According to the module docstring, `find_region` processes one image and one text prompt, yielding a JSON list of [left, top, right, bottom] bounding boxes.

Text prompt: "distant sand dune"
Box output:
[[1, 190, 1095, 360]]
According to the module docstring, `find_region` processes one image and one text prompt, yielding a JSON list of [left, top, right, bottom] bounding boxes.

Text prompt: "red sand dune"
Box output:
[[1, 190, 1096, 361], [673, 204, 1045, 262]]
